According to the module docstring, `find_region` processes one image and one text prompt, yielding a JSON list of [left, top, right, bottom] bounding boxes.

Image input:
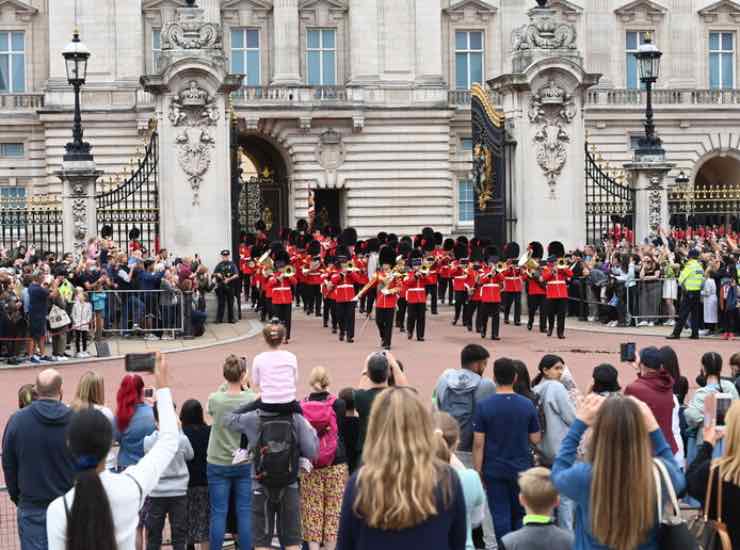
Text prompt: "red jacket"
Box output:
[[624, 370, 678, 454], [374, 274, 401, 309], [479, 270, 503, 303], [332, 271, 357, 303], [403, 273, 427, 304], [270, 274, 296, 304], [502, 266, 524, 293], [451, 266, 475, 292], [542, 266, 572, 300]]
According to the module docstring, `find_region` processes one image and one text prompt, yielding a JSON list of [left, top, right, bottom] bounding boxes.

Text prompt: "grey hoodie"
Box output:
[[434, 368, 496, 452], [143, 430, 194, 498], [533, 380, 576, 464]]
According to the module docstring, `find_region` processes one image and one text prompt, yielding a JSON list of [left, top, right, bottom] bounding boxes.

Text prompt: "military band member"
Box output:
[[542, 241, 573, 339], [501, 242, 523, 326], [213, 249, 239, 324], [463, 246, 485, 332], [394, 243, 412, 332], [355, 246, 399, 349], [269, 251, 297, 343], [333, 247, 358, 343], [363, 238, 381, 316], [420, 228, 439, 315], [404, 254, 428, 341], [437, 238, 455, 305], [322, 257, 339, 332], [479, 249, 504, 340], [451, 243, 472, 325], [302, 240, 324, 317]]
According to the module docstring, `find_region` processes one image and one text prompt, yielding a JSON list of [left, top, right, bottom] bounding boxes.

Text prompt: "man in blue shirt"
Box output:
[[473, 357, 541, 544]]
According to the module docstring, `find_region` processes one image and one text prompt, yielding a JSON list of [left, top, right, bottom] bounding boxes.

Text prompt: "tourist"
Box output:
[[206, 355, 256, 550], [336, 387, 467, 549], [532, 354, 577, 531], [589, 364, 621, 396], [46, 353, 180, 550], [71, 287, 93, 358], [624, 346, 679, 457], [179, 399, 211, 550], [143, 401, 194, 550], [552, 394, 684, 550], [300, 367, 349, 550], [337, 387, 360, 474], [686, 399, 740, 549], [26, 272, 50, 363], [499, 467, 574, 550], [731, 352, 740, 395], [658, 345, 689, 406], [70, 371, 117, 471], [222, 377, 318, 550], [2, 369, 75, 550], [433, 411, 487, 550], [115, 373, 156, 471], [251, 321, 299, 411], [702, 263, 719, 335], [473, 357, 541, 543], [354, 351, 408, 457]]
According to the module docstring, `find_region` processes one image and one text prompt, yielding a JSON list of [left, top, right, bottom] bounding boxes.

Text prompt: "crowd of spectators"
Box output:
[[0, 238, 215, 365], [3, 319, 740, 550]]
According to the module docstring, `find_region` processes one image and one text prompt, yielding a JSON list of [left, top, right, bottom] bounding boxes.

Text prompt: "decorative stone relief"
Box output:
[[169, 80, 220, 205], [162, 9, 222, 50], [70, 183, 88, 252], [529, 80, 576, 194], [648, 176, 663, 233], [512, 10, 577, 51], [316, 129, 346, 188]]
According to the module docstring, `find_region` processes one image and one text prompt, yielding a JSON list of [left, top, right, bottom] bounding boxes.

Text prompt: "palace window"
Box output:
[[231, 29, 261, 86], [307, 29, 336, 86], [152, 29, 161, 71], [0, 143, 24, 157], [455, 31, 483, 90], [0, 32, 25, 93], [461, 138, 474, 151], [709, 32, 734, 89], [0, 186, 26, 209], [458, 179, 474, 223], [625, 31, 652, 90]]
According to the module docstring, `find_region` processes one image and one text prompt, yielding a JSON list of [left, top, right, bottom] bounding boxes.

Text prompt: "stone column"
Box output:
[[348, 0, 379, 84], [414, 0, 443, 84], [272, 0, 301, 85], [57, 160, 101, 255], [623, 161, 674, 245]]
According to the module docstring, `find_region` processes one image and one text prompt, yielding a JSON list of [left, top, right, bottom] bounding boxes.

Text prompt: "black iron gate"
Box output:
[[96, 129, 160, 253], [668, 183, 740, 231], [471, 83, 511, 247], [0, 194, 64, 256], [585, 142, 635, 244]]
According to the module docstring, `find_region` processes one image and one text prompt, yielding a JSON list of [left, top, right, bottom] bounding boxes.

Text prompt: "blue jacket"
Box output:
[[116, 403, 156, 469], [1, 400, 75, 507], [136, 270, 164, 291], [551, 420, 685, 550]]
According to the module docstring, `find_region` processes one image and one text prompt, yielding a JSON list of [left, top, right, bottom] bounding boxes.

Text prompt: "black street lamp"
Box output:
[[62, 30, 93, 161], [635, 34, 664, 158]]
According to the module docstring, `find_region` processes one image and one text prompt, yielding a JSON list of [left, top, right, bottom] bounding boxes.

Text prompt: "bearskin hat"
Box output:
[[504, 242, 520, 260], [377, 231, 388, 244], [547, 241, 565, 258], [456, 235, 469, 248], [280, 227, 292, 242], [379, 245, 396, 267], [255, 220, 267, 232], [413, 234, 423, 249], [307, 239, 321, 257], [296, 218, 309, 232], [470, 245, 484, 263], [387, 233, 399, 246], [250, 243, 265, 259], [335, 245, 350, 263], [243, 232, 257, 246], [529, 241, 544, 260], [339, 227, 358, 247], [366, 238, 380, 253], [274, 250, 291, 269], [484, 245, 499, 263], [101, 225, 113, 239], [454, 243, 467, 260], [397, 241, 412, 259], [434, 232, 443, 246], [128, 227, 141, 240], [355, 240, 366, 255], [269, 240, 284, 256], [288, 230, 298, 246], [443, 238, 455, 252]]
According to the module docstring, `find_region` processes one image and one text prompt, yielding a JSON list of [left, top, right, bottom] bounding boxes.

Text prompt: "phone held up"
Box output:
[[125, 352, 157, 373], [715, 393, 733, 433], [620, 342, 636, 363]]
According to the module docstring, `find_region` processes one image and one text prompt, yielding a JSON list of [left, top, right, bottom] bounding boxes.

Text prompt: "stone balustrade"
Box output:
[[0, 93, 45, 110], [586, 88, 740, 106], [231, 85, 356, 104]]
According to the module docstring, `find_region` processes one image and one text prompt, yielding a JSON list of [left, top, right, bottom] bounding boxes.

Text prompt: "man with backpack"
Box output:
[[434, 344, 497, 549], [224, 394, 318, 550]]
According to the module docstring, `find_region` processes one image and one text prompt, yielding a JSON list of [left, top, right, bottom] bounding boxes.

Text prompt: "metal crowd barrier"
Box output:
[[94, 289, 185, 337], [626, 278, 678, 323]]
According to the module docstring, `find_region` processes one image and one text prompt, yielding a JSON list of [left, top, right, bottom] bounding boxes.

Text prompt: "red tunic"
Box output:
[[502, 266, 524, 293], [270, 274, 296, 305], [451, 266, 474, 292], [332, 271, 356, 303], [403, 273, 427, 304], [542, 266, 572, 300], [374, 274, 401, 309], [480, 270, 503, 303]]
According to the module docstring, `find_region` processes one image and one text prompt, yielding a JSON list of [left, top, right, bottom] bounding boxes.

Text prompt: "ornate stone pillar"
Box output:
[[58, 160, 101, 256], [272, 0, 301, 85], [623, 161, 674, 245]]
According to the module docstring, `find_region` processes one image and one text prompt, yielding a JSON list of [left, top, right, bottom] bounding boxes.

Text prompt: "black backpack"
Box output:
[[252, 413, 300, 489]]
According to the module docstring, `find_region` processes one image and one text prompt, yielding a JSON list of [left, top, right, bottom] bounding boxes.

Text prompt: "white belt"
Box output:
[[338, 284, 354, 289], [549, 280, 566, 285], [505, 277, 519, 281], [275, 286, 290, 291], [408, 288, 425, 292], [482, 284, 500, 288]]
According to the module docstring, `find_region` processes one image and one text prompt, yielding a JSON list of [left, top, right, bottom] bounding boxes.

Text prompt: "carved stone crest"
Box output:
[[512, 10, 576, 51], [162, 9, 222, 50], [529, 80, 576, 193], [169, 81, 220, 205], [648, 176, 663, 233], [317, 130, 346, 172]]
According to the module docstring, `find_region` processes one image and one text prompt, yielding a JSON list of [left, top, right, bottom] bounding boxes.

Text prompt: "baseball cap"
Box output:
[[220, 249, 230, 256]]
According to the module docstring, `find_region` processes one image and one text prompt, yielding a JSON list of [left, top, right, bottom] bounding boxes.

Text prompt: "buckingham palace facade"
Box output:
[[1, 0, 740, 243]]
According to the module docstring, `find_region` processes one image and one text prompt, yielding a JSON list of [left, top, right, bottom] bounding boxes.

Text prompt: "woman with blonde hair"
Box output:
[[336, 387, 466, 549], [71, 371, 117, 471], [300, 366, 349, 550], [552, 394, 685, 550], [687, 398, 740, 548]]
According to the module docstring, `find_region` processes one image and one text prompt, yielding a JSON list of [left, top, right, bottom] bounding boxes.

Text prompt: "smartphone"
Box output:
[[125, 352, 156, 373], [716, 393, 733, 431], [620, 342, 636, 363], [143, 387, 154, 398]]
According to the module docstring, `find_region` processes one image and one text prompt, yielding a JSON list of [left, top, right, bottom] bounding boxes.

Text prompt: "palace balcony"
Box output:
[[585, 88, 740, 107], [0, 93, 45, 111]]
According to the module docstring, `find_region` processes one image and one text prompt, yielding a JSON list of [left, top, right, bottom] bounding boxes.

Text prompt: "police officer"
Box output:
[[667, 248, 705, 340], [213, 249, 239, 323]]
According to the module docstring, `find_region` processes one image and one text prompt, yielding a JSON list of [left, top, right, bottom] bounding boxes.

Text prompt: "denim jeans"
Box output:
[[207, 462, 252, 550], [484, 476, 524, 545], [17, 505, 48, 550]]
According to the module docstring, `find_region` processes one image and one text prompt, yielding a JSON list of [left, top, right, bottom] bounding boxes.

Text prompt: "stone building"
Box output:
[[1, 0, 739, 253]]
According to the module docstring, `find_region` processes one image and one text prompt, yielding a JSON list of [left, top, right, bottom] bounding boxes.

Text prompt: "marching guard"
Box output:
[[355, 245, 400, 349], [479, 247, 504, 340], [269, 250, 297, 343], [332, 246, 359, 343], [524, 242, 547, 333], [542, 241, 573, 339], [501, 242, 523, 325], [404, 252, 428, 341]]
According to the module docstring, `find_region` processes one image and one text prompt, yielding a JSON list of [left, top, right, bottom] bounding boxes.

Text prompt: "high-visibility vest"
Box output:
[[679, 260, 704, 291]]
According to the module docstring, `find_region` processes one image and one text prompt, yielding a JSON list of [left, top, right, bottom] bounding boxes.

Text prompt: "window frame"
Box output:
[[454, 30, 484, 91], [457, 177, 475, 225], [708, 31, 735, 90], [230, 27, 262, 87], [0, 185, 27, 209], [0, 30, 25, 93], [152, 29, 161, 73], [0, 142, 24, 158], [625, 30, 654, 90], [306, 28, 337, 86]]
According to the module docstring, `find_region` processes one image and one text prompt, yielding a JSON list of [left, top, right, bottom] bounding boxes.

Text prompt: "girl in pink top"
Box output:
[[251, 322, 299, 407]]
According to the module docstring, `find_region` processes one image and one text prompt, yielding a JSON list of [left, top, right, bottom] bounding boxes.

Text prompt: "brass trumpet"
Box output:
[[556, 257, 569, 270], [496, 261, 507, 273]]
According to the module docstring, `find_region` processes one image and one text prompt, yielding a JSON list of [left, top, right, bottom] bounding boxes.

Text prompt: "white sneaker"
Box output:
[[648, 321, 655, 327], [587, 316, 596, 322], [699, 329, 710, 336], [666, 319, 675, 326], [608, 320, 618, 327], [75, 352, 85, 358], [161, 333, 174, 341], [232, 448, 251, 465], [56, 355, 69, 362], [638, 321, 649, 327], [144, 333, 159, 341]]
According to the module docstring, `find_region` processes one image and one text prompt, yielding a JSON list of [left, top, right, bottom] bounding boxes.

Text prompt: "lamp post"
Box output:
[[62, 30, 92, 162], [635, 34, 664, 159]]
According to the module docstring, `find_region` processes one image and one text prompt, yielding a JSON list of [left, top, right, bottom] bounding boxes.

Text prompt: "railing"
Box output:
[[232, 85, 354, 104], [0, 93, 44, 110], [586, 88, 740, 106], [0, 199, 64, 256], [96, 289, 185, 336], [448, 88, 502, 107]]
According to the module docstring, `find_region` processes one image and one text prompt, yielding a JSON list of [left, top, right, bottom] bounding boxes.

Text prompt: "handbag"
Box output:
[[653, 458, 698, 550], [688, 465, 733, 550], [47, 304, 71, 330]]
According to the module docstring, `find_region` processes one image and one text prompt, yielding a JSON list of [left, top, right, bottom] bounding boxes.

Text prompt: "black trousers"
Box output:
[[407, 302, 426, 339], [547, 298, 568, 337], [396, 298, 407, 331], [146, 495, 188, 550], [273, 302, 292, 339], [294, 284, 302, 306], [336, 301, 356, 339], [502, 292, 522, 325], [453, 291, 468, 323], [672, 290, 701, 337], [425, 284, 438, 314], [365, 291, 376, 316], [479, 302, 501, 339], [304, 285, 322, 316], [259, 292, 272, 322], [215, 285, 234, 323], [323, 298, 337, 329], [376, 307, 394, 348], [241, 274, 251, 301], [527, 294, 547, 332], [464, 300, 478, 330], [438, 278, 450, 304]]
